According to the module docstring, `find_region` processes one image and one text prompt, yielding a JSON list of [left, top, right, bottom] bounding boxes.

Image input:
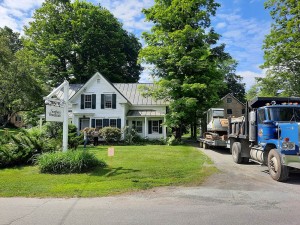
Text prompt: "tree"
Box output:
[[0, 27, 44, 128], [259, 0, 300, 96], [139, 0, 232, 139], [24, 0, 142, 85], [218, 60, 246, 102]]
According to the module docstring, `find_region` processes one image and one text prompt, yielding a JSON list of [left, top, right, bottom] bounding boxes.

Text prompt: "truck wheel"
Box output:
[[268, 149, 289, 182], [232, 142, 242, 164], [199, 142, 203, 148], [242, 157, 249, 163]]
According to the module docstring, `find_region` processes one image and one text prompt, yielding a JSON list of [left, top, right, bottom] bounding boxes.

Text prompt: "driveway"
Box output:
[[1, 146, 300, 225]]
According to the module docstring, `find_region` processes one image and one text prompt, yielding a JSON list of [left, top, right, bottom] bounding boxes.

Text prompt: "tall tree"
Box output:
[[218, 60, 246, 102], [139, 0, 232, 139], [24, 0, 142, 85], [259, 0, 300, 96], [0, 27, 44, 127]]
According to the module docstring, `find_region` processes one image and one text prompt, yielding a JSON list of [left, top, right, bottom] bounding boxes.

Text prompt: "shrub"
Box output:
[[0, 129, 61, 168], [167, 135, 182, 146], [68, 124, 82, 150], [37, 150, 106, 174], [100, 127, 122, 143], [123, 127, 143, 144]]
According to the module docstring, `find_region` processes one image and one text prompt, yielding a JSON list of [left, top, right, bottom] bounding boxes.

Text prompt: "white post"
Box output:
[[144, 117, 147, 138], [62, 80, 69, 152]]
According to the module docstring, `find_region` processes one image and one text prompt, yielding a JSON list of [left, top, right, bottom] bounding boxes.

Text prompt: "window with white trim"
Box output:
[[95, 119, 103, 129], [110, 119, 117, 127], [132, 121, 143, 133], [84, 95, 92, 108], [104, 94, 112, 108], [152, 120, 159, 133]]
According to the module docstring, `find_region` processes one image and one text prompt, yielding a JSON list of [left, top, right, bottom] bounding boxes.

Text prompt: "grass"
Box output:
[[0, 145, 217, 198]]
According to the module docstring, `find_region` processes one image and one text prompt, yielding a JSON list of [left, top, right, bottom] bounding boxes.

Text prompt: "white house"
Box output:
[[54, 72, 168, 139]]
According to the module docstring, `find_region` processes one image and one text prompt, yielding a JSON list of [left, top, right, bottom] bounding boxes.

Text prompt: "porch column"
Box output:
[[163, 116, 166, 139], [144, 117, 147, 138]]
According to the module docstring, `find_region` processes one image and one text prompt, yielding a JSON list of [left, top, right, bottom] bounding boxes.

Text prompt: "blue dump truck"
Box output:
[[228, 97, 300, 182]]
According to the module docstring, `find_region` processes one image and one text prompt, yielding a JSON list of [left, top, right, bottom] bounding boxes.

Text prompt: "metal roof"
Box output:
[[55, 84, 84, 100], [127, 110, 165, 117], [113, 83, 167, 105]]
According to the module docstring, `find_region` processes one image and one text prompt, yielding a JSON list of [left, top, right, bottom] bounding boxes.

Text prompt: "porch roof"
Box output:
[[127, 110, 165, 117]]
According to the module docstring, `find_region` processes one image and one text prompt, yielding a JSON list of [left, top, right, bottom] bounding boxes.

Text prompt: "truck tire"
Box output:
[[268, 149, 289, 182], [199, 141, 203, 148], [232, 142, 243, 164]]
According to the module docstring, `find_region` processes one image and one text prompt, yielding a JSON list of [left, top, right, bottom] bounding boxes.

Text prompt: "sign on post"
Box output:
[[45, 105, 64, 122]]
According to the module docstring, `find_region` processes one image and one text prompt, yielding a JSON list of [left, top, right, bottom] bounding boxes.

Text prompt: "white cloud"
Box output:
[[0, 0, 44, 33], [237, 70, 266, 90], [216, 22, 226, 29], [213, 11, 270, 75], [99, 0, 153, 36]]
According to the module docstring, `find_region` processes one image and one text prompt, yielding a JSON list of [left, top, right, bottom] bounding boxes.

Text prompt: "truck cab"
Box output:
[[229, 97, 300, 181]]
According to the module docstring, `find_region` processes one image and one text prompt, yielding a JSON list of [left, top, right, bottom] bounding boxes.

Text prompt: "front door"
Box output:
[[79, 118, 90, 130]]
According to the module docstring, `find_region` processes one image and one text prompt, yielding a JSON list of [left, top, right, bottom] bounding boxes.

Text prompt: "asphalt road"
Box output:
[[1, 145, 300, 225]]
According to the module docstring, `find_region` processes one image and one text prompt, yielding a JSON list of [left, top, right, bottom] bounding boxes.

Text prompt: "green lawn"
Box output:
[[0, 145, 217, 198]]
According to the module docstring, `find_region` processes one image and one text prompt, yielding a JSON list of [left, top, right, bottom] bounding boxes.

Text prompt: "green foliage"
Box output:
[[139, 0, 233, 139], [68, 124, 82, 150], [24, 0, 142, 85], [123, 127, 143, 144], [167, 135, 182, 146], [218, 61, 246, 102], [100, 127, 122, 143], [0, 27, 45, 127], [257, 0, 300, 96], [0, 127, 61, 168], [37, 150, 106, 174]]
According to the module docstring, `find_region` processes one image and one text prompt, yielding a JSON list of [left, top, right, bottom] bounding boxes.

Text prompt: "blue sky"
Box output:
[[0, 0, 272, 90]]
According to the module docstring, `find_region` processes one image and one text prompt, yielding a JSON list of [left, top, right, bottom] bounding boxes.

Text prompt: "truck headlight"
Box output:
[[282, 142, 295, 150], [288, 142, 295, 150]]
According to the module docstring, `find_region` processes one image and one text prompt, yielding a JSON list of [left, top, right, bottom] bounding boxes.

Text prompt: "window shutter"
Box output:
[[112, 94, 116, 109], [103, 119, 109, 127], [91, 119, 96, 128], [101, 94, 104, 109], [159, 120, 163, 134], [117, 119, 121, 129], [81, 94, 84, 109], [132, 121, 136, 128], [92, 94, 96, 109], [148, 121, 152, 134]]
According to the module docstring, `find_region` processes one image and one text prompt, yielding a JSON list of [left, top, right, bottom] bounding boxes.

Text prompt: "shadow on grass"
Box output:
[[90, 166, 140, 177]]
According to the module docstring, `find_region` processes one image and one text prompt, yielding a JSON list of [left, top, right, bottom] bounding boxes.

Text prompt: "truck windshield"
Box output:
[[267, 107, 300, 122], [212, 110, 224, 118]]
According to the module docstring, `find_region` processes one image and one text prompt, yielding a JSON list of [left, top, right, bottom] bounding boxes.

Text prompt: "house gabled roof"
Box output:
[[221, 93, 245, 106], [69, 72, 128, 103], [113, 83, 167, 106], [50, 72, 167, 106]]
